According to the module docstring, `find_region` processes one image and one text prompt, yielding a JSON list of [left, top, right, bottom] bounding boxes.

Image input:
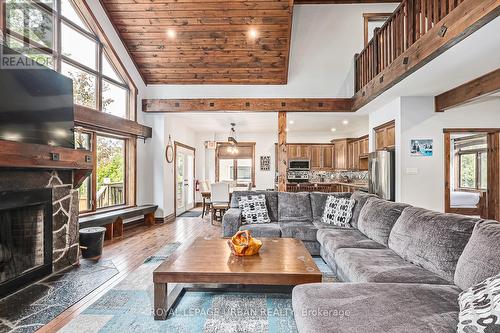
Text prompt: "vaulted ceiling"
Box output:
[[101, 0, 293, 85]]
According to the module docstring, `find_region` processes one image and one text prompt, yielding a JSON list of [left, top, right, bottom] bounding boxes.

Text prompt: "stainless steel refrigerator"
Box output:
[[368, 151, 395, 201]]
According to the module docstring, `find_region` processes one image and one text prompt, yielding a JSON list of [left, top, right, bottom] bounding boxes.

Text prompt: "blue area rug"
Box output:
[[60, 243, 335, 333]]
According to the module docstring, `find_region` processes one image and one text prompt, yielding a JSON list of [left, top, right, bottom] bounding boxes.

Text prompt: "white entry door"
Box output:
[[176, 145, 195, 215]]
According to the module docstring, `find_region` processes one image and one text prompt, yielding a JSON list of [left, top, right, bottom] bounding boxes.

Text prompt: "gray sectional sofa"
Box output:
[[222, 190, 354, 255], [223, 190, 500, 333]]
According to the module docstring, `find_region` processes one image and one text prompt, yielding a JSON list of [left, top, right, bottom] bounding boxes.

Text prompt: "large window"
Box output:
[[3, 0, 136, 214], [459, 151, 487, 190], [455, 136, 488, 191], [3, 0, 132, 119], [216, 143, 255, 187], [76, 130, 128, 213]]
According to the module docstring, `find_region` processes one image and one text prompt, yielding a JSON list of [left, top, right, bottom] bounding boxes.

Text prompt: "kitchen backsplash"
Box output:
[[308, 170, 368, 183]]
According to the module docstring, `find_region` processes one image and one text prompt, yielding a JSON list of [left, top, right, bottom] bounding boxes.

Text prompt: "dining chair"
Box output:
[[200, 181, 212, 218], [210, 182, 230, 225]]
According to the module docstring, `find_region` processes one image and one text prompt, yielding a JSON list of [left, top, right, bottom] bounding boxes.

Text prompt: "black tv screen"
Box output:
[[0, 46, 75, 148]]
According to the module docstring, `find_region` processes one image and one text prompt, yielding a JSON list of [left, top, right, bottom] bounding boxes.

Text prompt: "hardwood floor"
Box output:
[[38, 214, 221, 333]]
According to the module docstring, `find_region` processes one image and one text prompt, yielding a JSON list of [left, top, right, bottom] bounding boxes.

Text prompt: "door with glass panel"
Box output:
[[176, 144, 195, 216]]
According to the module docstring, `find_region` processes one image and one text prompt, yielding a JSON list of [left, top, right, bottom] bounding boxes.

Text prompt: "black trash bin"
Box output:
[[79, 227, 106, 260]]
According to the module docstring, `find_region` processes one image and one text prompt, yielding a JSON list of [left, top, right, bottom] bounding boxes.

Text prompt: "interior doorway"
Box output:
[[174, 142, 196, 216], [444, 129, 499, 220]]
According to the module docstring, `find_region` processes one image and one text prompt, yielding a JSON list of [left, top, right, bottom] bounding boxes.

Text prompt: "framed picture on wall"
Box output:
[[410, 139, 433, 157], [260, 156, 271, 171]]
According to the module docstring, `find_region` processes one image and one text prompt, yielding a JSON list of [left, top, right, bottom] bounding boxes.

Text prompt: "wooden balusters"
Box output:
[[354, 0, 471, 93]]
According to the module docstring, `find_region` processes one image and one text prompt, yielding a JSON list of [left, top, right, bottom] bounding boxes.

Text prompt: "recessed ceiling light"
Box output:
[[248, 28, 258, 39], [166, 29, 176, 39], [342, 120, 349, 125], [331, 128, 337, 132], [289, 120, 294, 125]]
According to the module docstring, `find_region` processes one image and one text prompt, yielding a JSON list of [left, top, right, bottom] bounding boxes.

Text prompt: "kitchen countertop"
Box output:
[[287, 181, 369, 189]]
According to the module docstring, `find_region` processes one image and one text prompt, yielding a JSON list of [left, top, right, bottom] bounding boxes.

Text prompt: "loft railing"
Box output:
[[354, 0, 466, 92]]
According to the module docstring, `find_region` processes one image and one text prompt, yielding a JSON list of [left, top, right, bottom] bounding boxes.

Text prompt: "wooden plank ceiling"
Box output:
[[100, 0, 293, 85]]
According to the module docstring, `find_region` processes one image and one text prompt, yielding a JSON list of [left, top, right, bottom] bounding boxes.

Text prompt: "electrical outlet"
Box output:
[[406, 168, 418, 175]]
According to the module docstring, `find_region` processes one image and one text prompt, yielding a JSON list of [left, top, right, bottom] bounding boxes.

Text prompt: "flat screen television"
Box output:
[[0, 46, 75, 148]]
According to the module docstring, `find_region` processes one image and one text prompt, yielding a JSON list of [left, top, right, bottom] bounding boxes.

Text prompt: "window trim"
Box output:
[[215, 142, 256, 187], [77, 129, 134, 214], [363, 12, 392, 46], [456, 149, 487, 191]]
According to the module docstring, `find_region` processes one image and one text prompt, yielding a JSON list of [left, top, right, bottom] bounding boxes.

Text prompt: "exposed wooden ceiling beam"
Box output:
[[435, 68, 500, 112], [142, 98, 354, 112], [351, 0, 500, 111], [74, 105, 152, 138]]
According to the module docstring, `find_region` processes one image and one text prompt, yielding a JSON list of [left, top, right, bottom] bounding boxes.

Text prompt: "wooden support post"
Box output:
[[113, 217, 124, 237], [487, 132, 500, 221], [144, 212, 155, 226], [105, 223, 113, 240], [277, 112, 287, 192]]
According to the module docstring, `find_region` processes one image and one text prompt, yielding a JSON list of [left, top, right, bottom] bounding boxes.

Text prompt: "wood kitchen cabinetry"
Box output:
[[287, 144, 310, 160], [332, 139, 348, 170], [347, 135, 369, 171], [375, 120, 395, 151]]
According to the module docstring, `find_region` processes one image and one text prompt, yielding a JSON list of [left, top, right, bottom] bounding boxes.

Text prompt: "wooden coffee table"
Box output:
[[153, 237, 322, 320]]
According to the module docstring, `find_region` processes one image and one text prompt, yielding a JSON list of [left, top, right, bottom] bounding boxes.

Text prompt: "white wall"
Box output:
[[144, 3, 398, 100], [367, 98, 403, 201], [399, 97, 500, 212], [368, 96, 500, 212]]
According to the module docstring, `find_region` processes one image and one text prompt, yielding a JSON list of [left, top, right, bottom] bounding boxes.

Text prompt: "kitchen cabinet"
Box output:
[[333, 139, 348, 170], [346, 135, 369, 171], [287, 144, 310, 160], [321, 145, 334, 169], [375, 120, 395, 151], [310, 145, 321, 169]]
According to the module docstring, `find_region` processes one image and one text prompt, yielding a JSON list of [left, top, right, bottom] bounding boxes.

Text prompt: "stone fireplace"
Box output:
[[0, 170, 79, 296]]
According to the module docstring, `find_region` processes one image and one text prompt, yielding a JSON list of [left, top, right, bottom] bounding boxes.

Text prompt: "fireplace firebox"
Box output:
[[0, 188, 53, 298]]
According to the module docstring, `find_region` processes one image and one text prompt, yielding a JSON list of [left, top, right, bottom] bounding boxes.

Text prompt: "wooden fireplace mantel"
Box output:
[[0, 139, 93, 188]]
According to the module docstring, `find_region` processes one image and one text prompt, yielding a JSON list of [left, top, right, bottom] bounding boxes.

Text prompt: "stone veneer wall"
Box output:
[[0, 170, 79, 272]]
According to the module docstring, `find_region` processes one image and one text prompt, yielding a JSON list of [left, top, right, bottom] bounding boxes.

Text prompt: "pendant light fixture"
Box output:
[[227, 123, 239, 155]]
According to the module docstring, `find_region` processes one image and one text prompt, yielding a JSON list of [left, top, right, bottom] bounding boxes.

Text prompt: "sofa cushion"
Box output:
[[279, 222, 318, 242], [389, 206, 477, 284], [350, 191, 378, 228], [231, 191, 278, 222], [455, 220, 500, 290], [239, 223, 281, 238], [357, 197, 410, 246], [317, 229, 386, 252], [292, 282, 461, 333], [310, 192, 352, 223], [238, 194, 271, 225], [458, 273, 500, 332], [278, 192, 312, 222], [322, 196, 356, 228], [335, 248, 450, 284]]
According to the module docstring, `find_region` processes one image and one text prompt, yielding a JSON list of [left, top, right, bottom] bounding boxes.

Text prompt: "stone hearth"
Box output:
[[0, 170, 79, 274]]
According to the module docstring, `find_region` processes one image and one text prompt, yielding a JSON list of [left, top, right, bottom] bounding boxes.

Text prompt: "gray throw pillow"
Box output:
[[458, 273, 500, 333], [455, 220, 500, 290], [321, 195, 355, 228], [238, 194, 270, 225]]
